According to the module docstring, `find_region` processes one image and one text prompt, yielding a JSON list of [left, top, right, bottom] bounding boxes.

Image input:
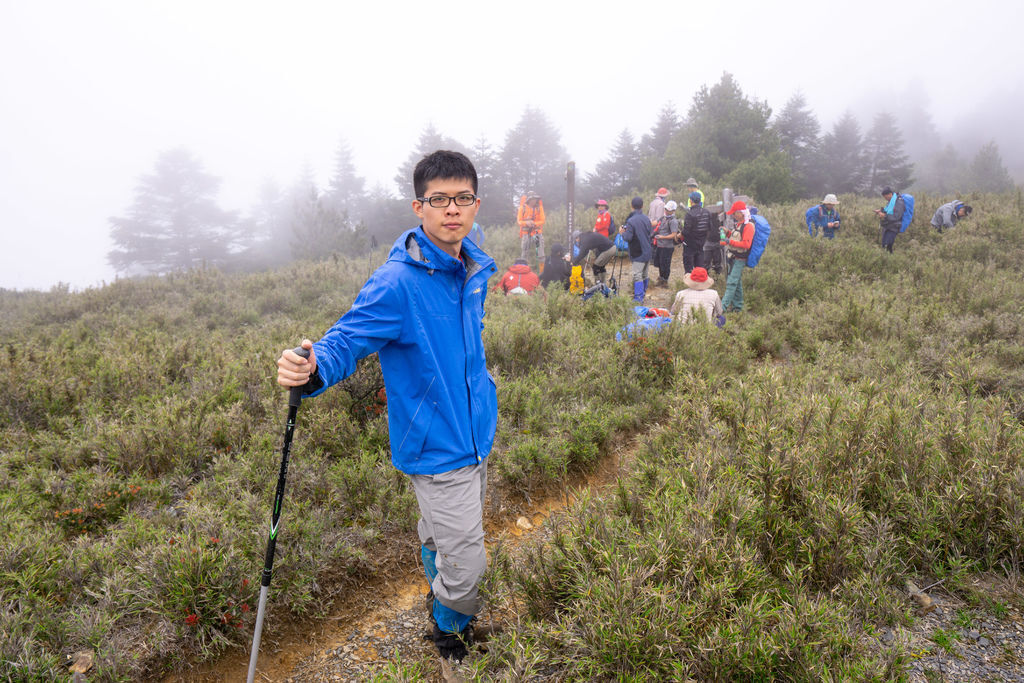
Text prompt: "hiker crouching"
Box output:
[[275, 150, 495, 665]]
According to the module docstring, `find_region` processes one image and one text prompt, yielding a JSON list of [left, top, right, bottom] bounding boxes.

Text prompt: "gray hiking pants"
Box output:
[[409, 462, 487, 617]]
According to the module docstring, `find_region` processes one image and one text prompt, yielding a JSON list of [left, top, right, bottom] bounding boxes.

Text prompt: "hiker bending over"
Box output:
[[276, 150, 495, 666], [619, 196, 654, 303], [930, 199, 972, 233], [652, 200, 680, 287], [572, 230, 617, 286], [806, 194, 841, 239], [721, 200, 754, 313], [517, 191, 545, 267], [671, 266, 723, 324], [874, 186, 905, 253]]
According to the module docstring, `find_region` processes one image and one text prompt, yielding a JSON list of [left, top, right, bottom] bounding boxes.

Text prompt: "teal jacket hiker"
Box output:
[[305, 227, 498, 475]]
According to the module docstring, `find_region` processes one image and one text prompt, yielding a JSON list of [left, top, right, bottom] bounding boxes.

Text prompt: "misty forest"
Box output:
[[103, 73, 1016, 277], [2, 70, 1024, 682]]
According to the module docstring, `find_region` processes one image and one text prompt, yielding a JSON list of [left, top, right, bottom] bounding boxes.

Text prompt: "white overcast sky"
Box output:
[[1, 0, 1019, 290]]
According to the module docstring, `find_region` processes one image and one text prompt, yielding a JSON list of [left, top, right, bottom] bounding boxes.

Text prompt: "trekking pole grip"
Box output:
[[288, 346, 311, 408]]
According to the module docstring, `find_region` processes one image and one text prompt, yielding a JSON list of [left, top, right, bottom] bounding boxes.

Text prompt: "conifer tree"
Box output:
[[497, 106, 569, 213], [324, 138, 366, 220], [773, 91, 822, 198], [863, 111, 914, 192], [967, 141, 1014, 192], [820, 111, 867, 195], [587, 128, 642, 200], [639, 103, 681, 159], [108, 147, 241, 275]]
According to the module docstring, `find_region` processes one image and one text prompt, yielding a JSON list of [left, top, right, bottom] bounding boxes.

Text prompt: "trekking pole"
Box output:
[[247, 346, 310, 683]]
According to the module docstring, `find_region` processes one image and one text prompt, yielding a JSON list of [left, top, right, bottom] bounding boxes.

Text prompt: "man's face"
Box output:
[[883, 192, 893, 202], [597, 205, 606, 213], [957, 207, 967, 218], [412, 177, 479, 257], [824, 203, 836, 211]]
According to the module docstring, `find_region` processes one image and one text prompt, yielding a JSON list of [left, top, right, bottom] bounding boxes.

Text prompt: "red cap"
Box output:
[[596, 199, 608, 206], [656, 187, 669, 197], [725, 200, 747, 215], [689, 267, 708, 282]]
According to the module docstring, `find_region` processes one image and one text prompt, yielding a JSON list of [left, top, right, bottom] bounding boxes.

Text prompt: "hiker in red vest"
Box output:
[[593, 199, 616, 237], [497, 258, 540, 295]]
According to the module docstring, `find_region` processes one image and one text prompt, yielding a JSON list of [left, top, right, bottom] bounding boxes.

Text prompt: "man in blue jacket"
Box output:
[[276, 150, 497, 665], [618, 196, 653, 302]]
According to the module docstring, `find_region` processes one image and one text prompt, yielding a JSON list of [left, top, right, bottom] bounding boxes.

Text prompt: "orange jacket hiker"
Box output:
[[518, 195, 546, 237]]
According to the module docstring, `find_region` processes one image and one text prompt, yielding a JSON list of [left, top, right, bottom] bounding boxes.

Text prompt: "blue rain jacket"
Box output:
[[307, 227, 498, 475]]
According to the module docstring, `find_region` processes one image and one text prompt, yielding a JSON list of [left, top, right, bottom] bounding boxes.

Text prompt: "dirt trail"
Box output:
[[163, 436, 638, 682]]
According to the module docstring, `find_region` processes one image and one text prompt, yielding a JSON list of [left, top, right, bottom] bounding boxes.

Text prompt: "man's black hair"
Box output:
[[631, 196, 644, 210], [414, 150, 478, 198]]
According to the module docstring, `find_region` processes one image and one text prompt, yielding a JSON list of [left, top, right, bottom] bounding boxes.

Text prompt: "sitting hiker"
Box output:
[[498, 258, 540, 295], [670, 266, 723, 323], [572, 230, 617, 285], [539, 243, 571, 290], [806, 194, 841, 239], [930, 199, 972, 233]]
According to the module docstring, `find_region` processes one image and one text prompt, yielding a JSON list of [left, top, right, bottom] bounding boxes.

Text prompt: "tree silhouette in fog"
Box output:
[[108, 148, 241, 275]]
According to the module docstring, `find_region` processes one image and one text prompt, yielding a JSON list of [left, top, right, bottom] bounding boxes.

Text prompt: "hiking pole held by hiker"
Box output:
[[247, 346, 310, 683]]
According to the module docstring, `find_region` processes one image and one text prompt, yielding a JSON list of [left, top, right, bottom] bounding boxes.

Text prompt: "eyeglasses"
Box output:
[[417, 193, 477, 209]]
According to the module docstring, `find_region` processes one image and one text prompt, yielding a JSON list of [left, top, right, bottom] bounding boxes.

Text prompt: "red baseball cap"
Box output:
[[656, 187, 669, 197], [725, 200, 747, 215]]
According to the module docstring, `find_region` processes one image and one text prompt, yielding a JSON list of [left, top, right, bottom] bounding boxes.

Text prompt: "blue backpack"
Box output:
[[899, 193, 915, 233], [746, 214, 771, 268], [614, 233, 629, 251]]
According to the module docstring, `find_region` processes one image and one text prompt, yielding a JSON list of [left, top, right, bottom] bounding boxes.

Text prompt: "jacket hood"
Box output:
[[387, 227, 495, 280], [507, 263, 534, 274]]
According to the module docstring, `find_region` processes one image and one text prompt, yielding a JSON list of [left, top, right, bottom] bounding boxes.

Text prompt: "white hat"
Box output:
[[822, 194, 839, 204], [665, 200, 678, 211]]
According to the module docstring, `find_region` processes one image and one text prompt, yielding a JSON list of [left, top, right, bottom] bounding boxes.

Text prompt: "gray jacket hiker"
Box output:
[[930, 200, 971, 233]]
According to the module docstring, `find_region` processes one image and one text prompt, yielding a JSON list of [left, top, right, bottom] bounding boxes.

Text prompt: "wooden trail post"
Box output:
[[566, 161, 575, 248]]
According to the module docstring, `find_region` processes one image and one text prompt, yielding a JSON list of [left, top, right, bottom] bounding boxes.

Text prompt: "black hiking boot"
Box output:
[[433, 623, 473, 662]]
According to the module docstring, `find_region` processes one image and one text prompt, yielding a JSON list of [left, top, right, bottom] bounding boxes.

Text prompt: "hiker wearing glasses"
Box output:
[[275, 150, 497, 670]]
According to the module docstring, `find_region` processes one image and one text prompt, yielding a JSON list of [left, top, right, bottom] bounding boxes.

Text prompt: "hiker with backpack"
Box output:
[[497, 258, 540, 295], [517, 191, 545, 267], [682, 191, 716, 274], [593, 199, 616, 237], [652, 200, 681, 287], [648, 187, 669, 228], [702, 208, 726, 276], [275, 151, 496, 668], [572, 230, 617, 286], [930, 200, 973, 233], [539, 242, 571, 290], [671, 266, 723, 324], [805, 194, 841, 239], [721, 200, 755, 313], [619, 196, 654, 303], [874, 187, 905, 253]]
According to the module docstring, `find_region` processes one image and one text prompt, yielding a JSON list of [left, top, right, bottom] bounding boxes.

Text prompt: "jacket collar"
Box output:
[[388, 227, 495, 282]]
